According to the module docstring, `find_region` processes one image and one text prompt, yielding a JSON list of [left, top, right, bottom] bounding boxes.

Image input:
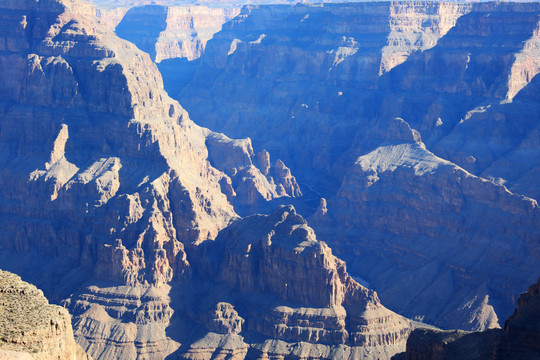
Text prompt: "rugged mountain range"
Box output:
[[159, 1, 540, 331], [0, 0, 413, 359]]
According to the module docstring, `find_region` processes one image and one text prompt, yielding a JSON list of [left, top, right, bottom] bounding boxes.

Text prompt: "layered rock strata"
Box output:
[[177, 1, 473, 192], [180, 206, 411, 360], [0, 270, 90, 360], [0, 0, 299, 358], [315, 118, 540, 331], [174, 1, 540, 331], [0, 0, 298, 285], [65, 285, 178, 359], [98, 4, 240, 62], [0, 0, 409, 359], [394, 278, 540, 360], [493, 277, 540, 360]]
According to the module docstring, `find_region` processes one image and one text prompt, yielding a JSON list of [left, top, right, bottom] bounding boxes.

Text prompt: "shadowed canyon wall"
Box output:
[[167, 1, 540, 332], [0, 0, 413, 359]]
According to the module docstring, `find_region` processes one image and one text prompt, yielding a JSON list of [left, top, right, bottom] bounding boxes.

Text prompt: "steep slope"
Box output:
[[0, 270, 90, 360], [177, 1, 472, 193], [98, 4, 241, 97], [371, 2, 540, 199], [313, 118, 540, 331], [111, 5, 240, 62], [63, 207, 412, 360], [493, 277, 540, 360], [172, 1, 540, 331], [0, 0, 299, 358], [394, 278, 540, 360], [0, 0, 298, 283], [432, 74, 540, 200], [0, 1, 409, 359], [177, 206, 412, 360]]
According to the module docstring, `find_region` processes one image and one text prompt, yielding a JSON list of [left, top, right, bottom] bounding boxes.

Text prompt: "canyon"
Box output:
[[0, 0, 412, 359], [395, 277, 540, 360], [0, 0, 539, 359], [163, 1, 540, 332], [97, 5, 241, 62]]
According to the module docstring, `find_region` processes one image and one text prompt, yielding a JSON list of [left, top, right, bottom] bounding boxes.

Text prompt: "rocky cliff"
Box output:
[[0, 270, 90, 360], [93, 3, 241, 97], [177, 1, 473, 192], [173, 1, 540, 331], [493, 277, 540, 360], [316, 118, 539, 331], [63, 206, 411, 360], [0, 0, 299, 285], [394, 278, 540, 360], [0, 0, 408, 359], [179, 205, 411, 360], [104, 5, 240, 62]]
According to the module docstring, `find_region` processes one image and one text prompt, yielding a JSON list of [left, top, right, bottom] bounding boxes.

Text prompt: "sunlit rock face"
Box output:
[[173, 2, 540, 332], [0, 270, 90, 360], [0, 1, 408, 359], [0, 0, 301, 284], [181, 205, 412, 360], [98, 5, 241, 62], [0, 0, 304, 358]]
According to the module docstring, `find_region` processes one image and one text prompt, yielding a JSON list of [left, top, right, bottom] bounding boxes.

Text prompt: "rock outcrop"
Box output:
[[493, 278, 540, 360], [177, 1, 472, 192], [0, 0, 410, 359], [394, 278, 540, 360], [65, 284, 178, 359], [0, 0, 299, 358], [0, 270, 90, 360], [205, 132, 301, 207], [397, 328, 502, 360], [0, 0, 299, 283], [315, 119, 539, 331], [62, 207, 412, 360], [173, 1, 540, 331], [181, 206, 411, 360], [106, 5, 240, 62]]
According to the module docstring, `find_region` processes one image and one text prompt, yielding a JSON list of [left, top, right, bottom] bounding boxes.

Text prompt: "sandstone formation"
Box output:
[[108, 5, 240, 62], [396, 328, 502, 360], [205, 132, 302, 208], [181, 206, 411, 360], [0, 0, 409, 359], [0, 0, 301, 358], [94, 6, 129, 30], [372, 2, 540, 200], [63, 207, 412, 360], [432, 74, 540, 200], [394, 278, 540, 360], [173, 1, 540, 331], [0, 0, 299, 283], [316, 118, 539, 331], [0, 270, 90, 360], [178, 1, 472, 192]]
